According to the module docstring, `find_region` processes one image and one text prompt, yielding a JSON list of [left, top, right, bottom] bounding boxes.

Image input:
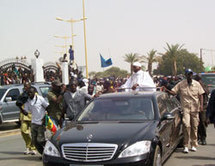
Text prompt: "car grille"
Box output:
[[62, 143, 118, 162]]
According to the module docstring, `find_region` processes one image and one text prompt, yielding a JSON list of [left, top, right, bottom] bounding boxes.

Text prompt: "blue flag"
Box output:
[[100, 54, 112, 68]]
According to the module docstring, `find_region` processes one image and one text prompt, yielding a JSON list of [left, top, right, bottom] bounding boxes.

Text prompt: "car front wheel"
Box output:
[[152, 145, 162, 166]]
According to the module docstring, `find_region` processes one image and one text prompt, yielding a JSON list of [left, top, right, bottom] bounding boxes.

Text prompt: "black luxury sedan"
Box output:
[[43, 91, 183, 166]]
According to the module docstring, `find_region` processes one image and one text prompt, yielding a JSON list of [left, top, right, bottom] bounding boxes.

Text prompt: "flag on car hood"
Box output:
[[45, 114, 57, 133]]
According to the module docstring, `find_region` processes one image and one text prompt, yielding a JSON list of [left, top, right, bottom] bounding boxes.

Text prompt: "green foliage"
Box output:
[[155, 48, 204, 75], [94, 67, 128, 78], [145, 49, 160, 75], [160, 43, 184, 76], [123, 53, 140, 74], [89, 71, 96, 78]]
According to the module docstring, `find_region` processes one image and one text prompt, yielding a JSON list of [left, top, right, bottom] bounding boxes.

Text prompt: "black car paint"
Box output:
[[43, 91, 183, 166]]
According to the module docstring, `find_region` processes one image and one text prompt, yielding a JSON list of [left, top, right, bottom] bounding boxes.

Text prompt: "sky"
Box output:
[[1, 0, 215, 74]]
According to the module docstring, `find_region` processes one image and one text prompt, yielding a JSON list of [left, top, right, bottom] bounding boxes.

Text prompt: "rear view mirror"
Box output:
[[5, 97, 12, 102], [161, 112, 174, 121]]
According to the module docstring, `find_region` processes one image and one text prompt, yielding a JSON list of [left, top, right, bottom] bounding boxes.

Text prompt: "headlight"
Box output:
[[44, 140, 60, 157], [118, 141, 151, 158]]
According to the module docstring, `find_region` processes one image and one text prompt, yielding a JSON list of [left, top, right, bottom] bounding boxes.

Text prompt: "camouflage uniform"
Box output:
[[47, 90, 63, 126]]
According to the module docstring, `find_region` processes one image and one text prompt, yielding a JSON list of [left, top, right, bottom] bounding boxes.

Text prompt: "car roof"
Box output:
[[98, 91, 164, 99], [32, 82, 51, 85], [0, 82, 51, 89], [0, 84, 23, 89], [199, 73, 215, 75]]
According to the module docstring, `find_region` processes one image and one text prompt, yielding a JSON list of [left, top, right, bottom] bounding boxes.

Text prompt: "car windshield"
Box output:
[[0, 89, 7, 100], [78, 97, 154, 121], [201, 74, 215, 86]]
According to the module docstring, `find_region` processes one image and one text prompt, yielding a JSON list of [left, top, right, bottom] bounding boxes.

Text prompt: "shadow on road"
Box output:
[[0, 151, 23, 155], [206, 144, 215, 146], [0, 122, 19, 131], [0, 151, 41, 161], [192, 164, 215, 166], [175, 156, 215, 161]]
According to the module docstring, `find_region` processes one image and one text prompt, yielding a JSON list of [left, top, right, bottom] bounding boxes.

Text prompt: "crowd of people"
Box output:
[[9, 62, 215, 159], [0, 65, 34, 85]]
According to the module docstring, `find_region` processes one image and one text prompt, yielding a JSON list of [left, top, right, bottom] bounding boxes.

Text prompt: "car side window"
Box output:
[[6, 89, 20, 101], [157, 95, 168, 117], [165, 96, 176, 112], [169, 96, 180, 109], [39, 87, 50, 98]]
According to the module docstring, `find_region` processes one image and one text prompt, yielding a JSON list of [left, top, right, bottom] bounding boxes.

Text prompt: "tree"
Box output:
[[89, 71, 96, 78], [145, 49, 160, 75], [160, 43, 184, 76], [177, 50, 204, 73], [94, 67, 128, 78], [155, 48, 204, 75], [123, 53, 140, 74]]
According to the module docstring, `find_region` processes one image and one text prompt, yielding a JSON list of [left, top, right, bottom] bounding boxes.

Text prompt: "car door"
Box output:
[[167, 96, 183, 148], [157, 94, 173, 155], [2, 88, 21, 121]]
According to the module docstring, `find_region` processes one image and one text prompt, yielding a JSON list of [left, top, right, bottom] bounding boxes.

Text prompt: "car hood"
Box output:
[[52, 121, 156, 147]]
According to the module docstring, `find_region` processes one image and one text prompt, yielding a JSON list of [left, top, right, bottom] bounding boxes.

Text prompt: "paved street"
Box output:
[[0, 124, 215, 166], [164, 124, 215, 166]]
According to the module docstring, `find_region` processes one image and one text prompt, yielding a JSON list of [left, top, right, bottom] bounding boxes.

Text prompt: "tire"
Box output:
[[177, 137, 184, 148], [152, 145, 162, 166]]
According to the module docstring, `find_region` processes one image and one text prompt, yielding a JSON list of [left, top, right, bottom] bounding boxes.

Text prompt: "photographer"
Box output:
[[16, 82, 37, 155], [20, 87, 49, 156]]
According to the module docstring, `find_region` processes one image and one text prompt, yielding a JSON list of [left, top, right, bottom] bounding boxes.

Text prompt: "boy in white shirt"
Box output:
[[21, 87, 49, 155]]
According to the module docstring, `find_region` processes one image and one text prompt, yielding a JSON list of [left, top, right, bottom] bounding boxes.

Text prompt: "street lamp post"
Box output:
[[54, 35, 70, 55], [56, 17, 82, 53], [82, 0, 88, 78], [56, 0, 88, 78]]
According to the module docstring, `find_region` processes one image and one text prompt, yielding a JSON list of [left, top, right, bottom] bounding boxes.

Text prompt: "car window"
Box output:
[[201, 74, 215, 85], [157, 94, 180, 117], [0, 89, 7, 100], [165, 95, 178, 112], [169, 96, 180, 109], [6, 89, 20, 101], [157, 94, 168, 116], [39, 86, 50, 98], [78, 97, 154, 121]]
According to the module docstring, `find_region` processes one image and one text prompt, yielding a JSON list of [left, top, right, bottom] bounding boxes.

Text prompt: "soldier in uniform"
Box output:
[[47, 80, 64, 127], [165, 69, 204, 153]]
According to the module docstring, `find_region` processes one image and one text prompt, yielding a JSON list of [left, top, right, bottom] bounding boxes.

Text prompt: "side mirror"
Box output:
[[161, 112, 175, 121], [5, 97, 12, 102]]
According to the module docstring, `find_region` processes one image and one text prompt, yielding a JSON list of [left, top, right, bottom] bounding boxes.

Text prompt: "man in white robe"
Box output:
[[121, 62, 156, 91]]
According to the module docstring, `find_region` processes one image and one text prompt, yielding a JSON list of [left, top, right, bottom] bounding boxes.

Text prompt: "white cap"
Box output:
[[133, 62, 142, 67]]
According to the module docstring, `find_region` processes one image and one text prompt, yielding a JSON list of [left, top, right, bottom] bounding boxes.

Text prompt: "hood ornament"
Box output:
[[87, 134, 93, 142]]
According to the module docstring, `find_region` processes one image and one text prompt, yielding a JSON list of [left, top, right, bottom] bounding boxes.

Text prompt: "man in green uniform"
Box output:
[[47, 80, 64, 127]]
